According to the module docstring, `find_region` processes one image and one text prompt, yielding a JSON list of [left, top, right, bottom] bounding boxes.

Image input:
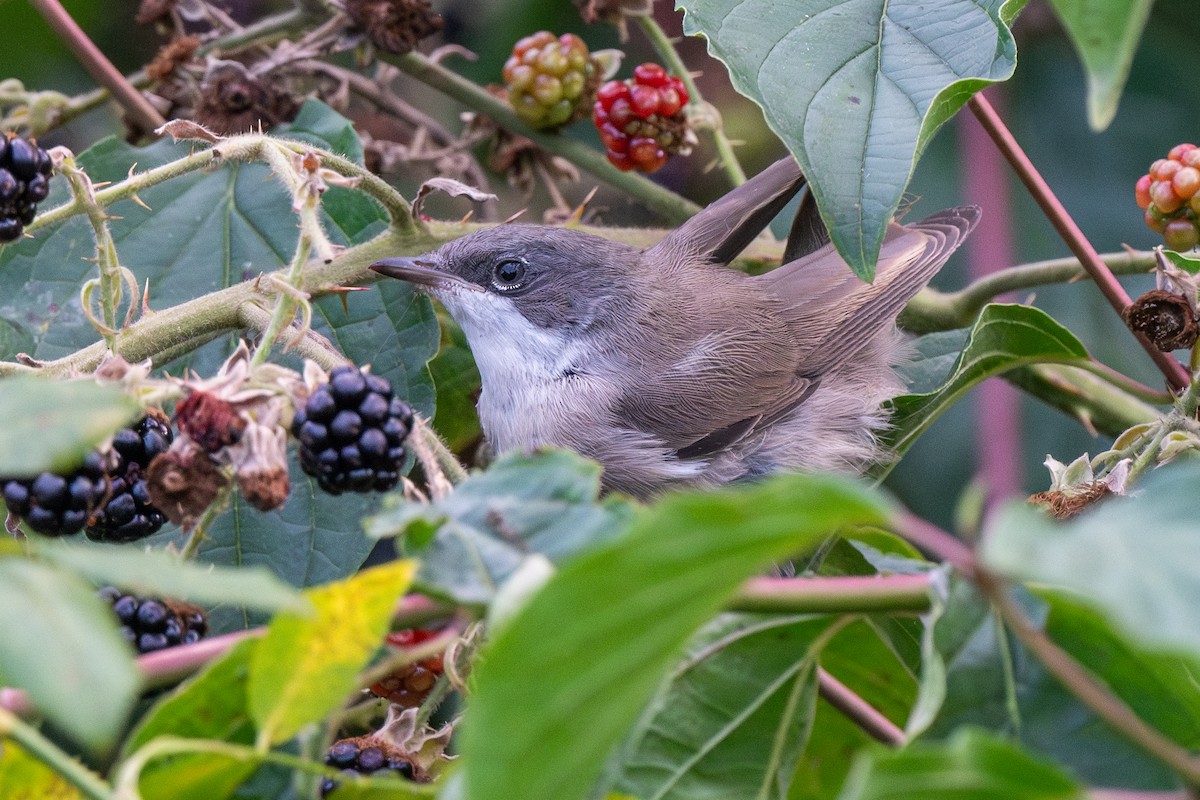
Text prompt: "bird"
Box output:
[[372, 156, 979, 499]]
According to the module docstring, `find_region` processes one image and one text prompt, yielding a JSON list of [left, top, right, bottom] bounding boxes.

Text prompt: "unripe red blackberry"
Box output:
[[0, 135, 53, 243], [320, 738, 417, 797], [86, 414, 174, 543], [292, 366, 414, 495], [592, 63, 693, 173], [1, 451, 108, 536], [503, 32, 600, 129], [1136, 143, 1200, 251], [368, 628, 446, 708], [98, 586, 209, 654]]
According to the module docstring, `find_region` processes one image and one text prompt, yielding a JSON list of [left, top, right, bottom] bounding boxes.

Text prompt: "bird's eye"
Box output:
[[491, 258, 527, 291]]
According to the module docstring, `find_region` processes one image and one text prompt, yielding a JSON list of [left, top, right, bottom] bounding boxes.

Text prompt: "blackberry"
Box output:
[[292, 366, 414, 495], [0, 451, 108, 536], [592, 63, 693, 173], [98, 586, 209, 654], [1135, 143, 1200, 251], [503, 32, 599, 129], [0, 134, 53, 243], [369, 628, 446, 708], [319, 738, 415, 797], [86, 414, 173, 543]]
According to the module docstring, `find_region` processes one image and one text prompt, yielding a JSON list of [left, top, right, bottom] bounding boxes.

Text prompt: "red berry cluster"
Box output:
[[593, 63, 690, 173], [503, 32, 596, 129], [1136, 143, 1200, 251], [368, 628, 446, 707]]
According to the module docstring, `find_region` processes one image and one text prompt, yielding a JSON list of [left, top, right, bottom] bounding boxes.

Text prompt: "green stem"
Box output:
[[388, 51, 702, 224], [177, 483, 233, 560], [634, 14, 746, 187], [0, 706, 112, 800], [412, 673, 454, 730], [1077, 360, 1174, 405], [1177, 368, 1200, 418], [729, 574, 932, 614]]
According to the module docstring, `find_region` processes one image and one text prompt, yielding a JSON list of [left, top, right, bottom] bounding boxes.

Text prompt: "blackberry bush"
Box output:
[[292, 365, 414, 494], [0, 134, 53, 243], [98, 586, 209, 654]]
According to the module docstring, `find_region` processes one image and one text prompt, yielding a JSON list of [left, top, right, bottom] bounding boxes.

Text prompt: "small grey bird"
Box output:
[[372, 157, 978, 499]]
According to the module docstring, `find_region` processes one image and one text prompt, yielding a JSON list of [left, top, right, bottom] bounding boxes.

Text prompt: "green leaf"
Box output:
[[0, 559, 138, 755], [836, 728, 1081, 799], [427, 312, 482, 453], [248, 560, 416, 745], [324, 775, 440, 799], [462, 473, 891, 800], [983, 460, 1200, 662], [0, 740, 85, 799], [676, 0, 1021, 279], [366, 449, 635, 606], [31, 539, 306, 613], [1161, 248, 1200, 275], [1047, 0, 1155, 130], [0, 377, 138, 475], [879, 305, 1090, 470], [277, 98, 366, 164], [123, 639, 260, 800], [609, 614, 831, 800]]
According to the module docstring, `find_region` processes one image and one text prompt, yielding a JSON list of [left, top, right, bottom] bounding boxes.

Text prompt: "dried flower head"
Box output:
[[1029, 455, 1129, 520], [344, 0, 444, 55], [146, 35, 201, 82], [229, 421, 290, 512], [145, 440, 229, 530], [194, 61, 299, 135], [1122, 288, 1199, 351]]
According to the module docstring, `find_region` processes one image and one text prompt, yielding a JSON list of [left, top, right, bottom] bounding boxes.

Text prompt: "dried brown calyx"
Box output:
[[344, 0, 444, 55], [194, 62, 300, 135], [1028, 483, 1112, 520], [1122, 288, 1199, 351], [146, 35, 201, 82]]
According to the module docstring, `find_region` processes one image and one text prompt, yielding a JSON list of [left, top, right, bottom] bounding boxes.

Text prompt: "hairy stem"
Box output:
[[388, 51, 702, 223], [634, 14, 746, 187], [0, 706, 112, 800]]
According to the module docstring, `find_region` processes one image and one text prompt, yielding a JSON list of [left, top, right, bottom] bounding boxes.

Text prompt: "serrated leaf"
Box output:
[[677, 0, 1020, 279], [0, 740, 86, 799], [32, 540, 306, 613], [837, 728, 1080, 799], [0, 559, 138, 755], [610, 614, 830, 800], [248, 560, 416, 745], [366, 450, 635, 606], [462, 473, 891, 800], [879, 304, 1090, 471], [123, 639, 259, 800], [1047, 0, 1154, 130], [983, 460, 1200, 662], [0, 377, 138, 475]]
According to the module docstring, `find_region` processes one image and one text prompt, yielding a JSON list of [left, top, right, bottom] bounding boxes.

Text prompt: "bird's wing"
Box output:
[[651, 156, 806, 268], [754, 206, 981, 376]]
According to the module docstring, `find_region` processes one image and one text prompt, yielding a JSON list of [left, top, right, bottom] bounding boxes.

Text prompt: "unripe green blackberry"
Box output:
[[292, 366, 414, 495], [86, 414, 174, 543], [1136, 143, 1200, 251], [98, 586, 209, 654], [0, 452, 108, 536], [0, 134, 53, 243], [593, 63, 693, 173], [320, 738, 417, 797], [503, 32, 599, 129]]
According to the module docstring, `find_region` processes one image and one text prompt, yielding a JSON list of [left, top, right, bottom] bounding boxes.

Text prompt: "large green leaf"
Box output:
[[0, 376, 137, 475], [0, 559, 138, 755], [983, 460, 1200, 662], [676, 0, 1021, 279], [366, 449, 635, 606], [462, 472, 892, 800], [879, 304, 1090, 470], [836, 728, 1080, 799], [1048, 0, 1155, 130]]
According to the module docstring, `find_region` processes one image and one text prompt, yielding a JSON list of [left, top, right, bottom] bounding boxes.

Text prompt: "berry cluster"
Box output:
[[1, 415, 173, 540], [87, 415, 173, 543], [320, 738, 415, 797], [99, 586, 208, 654], [1, 452, 109, 536], [292, 366, 414, 495], [1136, 143, 1200, 251], [0, 135, 52, 243], [368, 628, 446, 707], [503, 32, 598, 129], [593, 63, 691, 173]]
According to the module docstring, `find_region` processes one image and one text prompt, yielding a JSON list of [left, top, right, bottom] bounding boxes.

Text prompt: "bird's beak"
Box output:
[[369, 257, 476, 292]]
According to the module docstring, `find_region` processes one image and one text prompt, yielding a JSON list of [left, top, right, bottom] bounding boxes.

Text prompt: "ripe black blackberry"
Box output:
[[0, 452, 108, 536], [319, 739, 416, 797], [86, 414, 174, 543], [292, 366, 414, 495], [0, 135, 53, 243], [98, 586, 209, 654]]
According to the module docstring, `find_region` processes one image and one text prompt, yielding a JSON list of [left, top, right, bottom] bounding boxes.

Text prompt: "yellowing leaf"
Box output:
[[248, 560, 417, 745], [0, 741, 86, 800]]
